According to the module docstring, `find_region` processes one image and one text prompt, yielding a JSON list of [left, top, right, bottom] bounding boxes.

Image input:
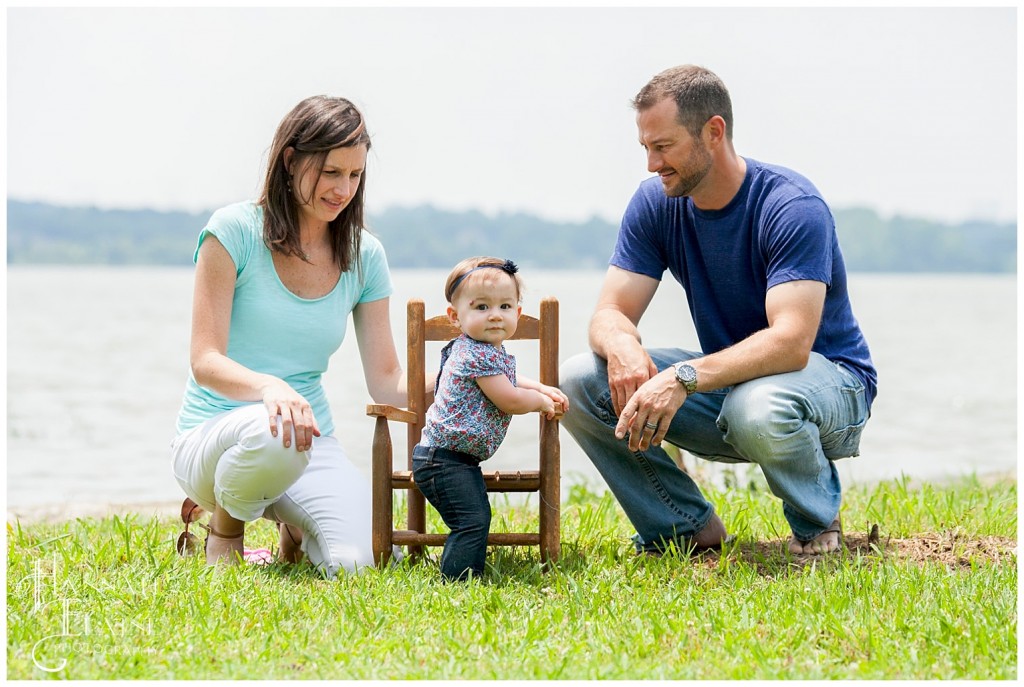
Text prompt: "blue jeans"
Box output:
[[412, 445, 492, 581], [559, 349, 870, 550]]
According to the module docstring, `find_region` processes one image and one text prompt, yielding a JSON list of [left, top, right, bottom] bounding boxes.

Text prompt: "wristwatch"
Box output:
[[673, 362, 698, 395]]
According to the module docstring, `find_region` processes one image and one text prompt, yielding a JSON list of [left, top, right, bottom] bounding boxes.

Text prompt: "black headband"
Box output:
[[447, 259, 519, 301]]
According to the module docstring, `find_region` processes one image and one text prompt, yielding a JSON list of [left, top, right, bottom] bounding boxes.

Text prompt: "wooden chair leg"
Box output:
[[406, 488, 426, 562], [539, 417, 560, 566], [371, 417, 393, 567], [538, 297, 561, 567]]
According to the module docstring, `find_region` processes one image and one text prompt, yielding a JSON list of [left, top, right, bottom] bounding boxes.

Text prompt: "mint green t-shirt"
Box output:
[[175, 201, 393, 435]]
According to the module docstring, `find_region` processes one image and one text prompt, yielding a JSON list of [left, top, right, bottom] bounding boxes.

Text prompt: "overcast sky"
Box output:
[[6, 6, 1018, 225]]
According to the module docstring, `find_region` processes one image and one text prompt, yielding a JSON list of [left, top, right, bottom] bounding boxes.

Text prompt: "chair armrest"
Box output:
[[366, 404, 418, 424]]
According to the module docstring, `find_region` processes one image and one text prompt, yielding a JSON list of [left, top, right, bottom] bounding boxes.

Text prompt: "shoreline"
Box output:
[[6, 499, 184, 525], [5, 470, 1016, 526]]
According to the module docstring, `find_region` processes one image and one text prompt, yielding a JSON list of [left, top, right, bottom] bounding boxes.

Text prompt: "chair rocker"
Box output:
[[366, 297, 561, 568]]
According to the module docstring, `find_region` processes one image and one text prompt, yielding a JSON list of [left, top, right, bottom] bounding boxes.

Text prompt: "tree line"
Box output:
[[6, 199, 1016, 273]]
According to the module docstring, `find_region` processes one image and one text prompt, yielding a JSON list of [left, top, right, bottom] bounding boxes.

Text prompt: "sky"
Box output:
[[5, 6, 1019, 226]]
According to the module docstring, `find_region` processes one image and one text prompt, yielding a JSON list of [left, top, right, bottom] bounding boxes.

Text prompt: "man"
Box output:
[[560, 65, 876, 556]]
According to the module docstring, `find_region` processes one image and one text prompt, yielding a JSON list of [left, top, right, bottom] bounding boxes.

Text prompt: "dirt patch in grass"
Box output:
[[847, 530, 1017, 568], [690, 527, 1017, 574]]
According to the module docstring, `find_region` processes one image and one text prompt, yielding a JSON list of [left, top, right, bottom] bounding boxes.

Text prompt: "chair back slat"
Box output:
[[510, 315, 540, 340], [421, 312, 542, 341], [423, 315, 461, 341]]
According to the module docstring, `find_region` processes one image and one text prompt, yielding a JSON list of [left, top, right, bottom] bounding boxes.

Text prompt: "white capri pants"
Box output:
[[171, 404, 374, 577]]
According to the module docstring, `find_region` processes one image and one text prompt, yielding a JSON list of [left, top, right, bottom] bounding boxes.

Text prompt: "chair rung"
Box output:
[[391, 470, 541, 492], [392, 530, 541, 546]]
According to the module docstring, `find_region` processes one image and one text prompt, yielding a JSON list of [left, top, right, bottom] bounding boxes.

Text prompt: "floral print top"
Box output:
[[421, 335, 517, 460]]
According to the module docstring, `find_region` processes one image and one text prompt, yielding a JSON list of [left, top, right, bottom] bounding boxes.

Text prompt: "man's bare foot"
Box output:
[[788, 517, 843, 555], [636, 513, 729, 557], [690, 512, 728, 551]]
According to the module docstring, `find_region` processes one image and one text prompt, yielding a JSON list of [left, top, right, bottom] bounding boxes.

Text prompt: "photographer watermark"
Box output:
[[17, 552, 157, 673]]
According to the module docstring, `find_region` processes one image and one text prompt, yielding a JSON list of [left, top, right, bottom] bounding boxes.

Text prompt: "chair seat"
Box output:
[[391, 470, 542, 492]]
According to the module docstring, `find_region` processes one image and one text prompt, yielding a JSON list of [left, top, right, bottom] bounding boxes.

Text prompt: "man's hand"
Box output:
[[614, 367, 687, 452], [605, 338, 659, 416], [587, 266, 661, 415]]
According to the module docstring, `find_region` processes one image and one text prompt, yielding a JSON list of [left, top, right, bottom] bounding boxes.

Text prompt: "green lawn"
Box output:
[[6, 475, 1017, 680]]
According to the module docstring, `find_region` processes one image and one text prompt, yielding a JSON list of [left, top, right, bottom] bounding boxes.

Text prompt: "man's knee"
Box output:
[[560, 352, 603, 395], [719, 382, 802, 457], [559, 352, 609, 429]]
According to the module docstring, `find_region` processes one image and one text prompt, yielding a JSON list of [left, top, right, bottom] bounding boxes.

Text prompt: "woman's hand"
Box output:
[[260, 379, 320, 452]]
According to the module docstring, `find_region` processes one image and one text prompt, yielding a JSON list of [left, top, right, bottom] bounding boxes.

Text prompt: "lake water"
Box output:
[[5, 266, 1017, 514]]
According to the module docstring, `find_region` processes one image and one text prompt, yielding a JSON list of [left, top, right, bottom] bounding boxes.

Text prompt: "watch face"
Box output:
[[675, 363, 697, 391]]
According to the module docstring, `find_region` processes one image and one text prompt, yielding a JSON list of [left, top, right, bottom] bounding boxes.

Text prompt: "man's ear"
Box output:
[[703, 115, 727, 146]]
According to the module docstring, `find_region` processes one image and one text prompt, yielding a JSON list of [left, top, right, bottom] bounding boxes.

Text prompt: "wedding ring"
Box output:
[[644, 421, 658, 431]]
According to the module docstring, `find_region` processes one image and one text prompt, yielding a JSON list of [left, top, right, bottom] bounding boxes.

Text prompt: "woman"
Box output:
[[171, 96, 406, 577]]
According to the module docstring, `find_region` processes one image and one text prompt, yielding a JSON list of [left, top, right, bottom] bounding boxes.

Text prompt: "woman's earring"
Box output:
[[287, 175, 293, 192]]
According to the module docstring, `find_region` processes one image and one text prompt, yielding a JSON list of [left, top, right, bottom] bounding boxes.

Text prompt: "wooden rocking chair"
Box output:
[[366, 297, 561, 568]]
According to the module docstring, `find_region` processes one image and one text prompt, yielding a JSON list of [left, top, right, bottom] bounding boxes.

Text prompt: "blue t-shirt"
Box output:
[[421, 335, 517, 460], [611, 158, 876, 406], [175, 201, 394, 435]]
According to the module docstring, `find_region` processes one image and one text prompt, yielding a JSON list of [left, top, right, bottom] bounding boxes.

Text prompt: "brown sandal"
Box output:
[[278, 523, 304, 564], [176, 498, 208, 556], [176, 498, 245, 564], [205, 524, 245, 566]]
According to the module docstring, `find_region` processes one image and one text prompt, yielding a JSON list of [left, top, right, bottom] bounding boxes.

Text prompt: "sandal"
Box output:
[[176, 498, 208, 556], [205, 523, 244, 566], [278, 523, 304, 564], [176, 497, 246, 565]]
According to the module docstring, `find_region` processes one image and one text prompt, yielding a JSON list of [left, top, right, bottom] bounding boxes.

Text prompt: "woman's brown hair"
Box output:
[[258, 95, 371, 272]]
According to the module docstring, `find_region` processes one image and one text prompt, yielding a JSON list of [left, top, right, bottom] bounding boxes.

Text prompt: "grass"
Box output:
[[5, 474, 1017, 680]]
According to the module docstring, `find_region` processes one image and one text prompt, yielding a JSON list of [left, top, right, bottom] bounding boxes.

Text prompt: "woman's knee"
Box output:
[[278, 446, 376, 577], [215, 428, 311, 519], [318, 542, 376, 578]]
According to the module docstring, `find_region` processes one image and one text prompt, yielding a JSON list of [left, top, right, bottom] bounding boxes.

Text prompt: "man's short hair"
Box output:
[[632, 65, 734, 141]]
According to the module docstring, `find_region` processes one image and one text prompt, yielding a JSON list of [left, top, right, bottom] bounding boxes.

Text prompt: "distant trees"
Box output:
[[7, 201, 210, 266], [367, 205, 615, 270], [6, 199, 1016, 273], [833, 207, 1016, 273]]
